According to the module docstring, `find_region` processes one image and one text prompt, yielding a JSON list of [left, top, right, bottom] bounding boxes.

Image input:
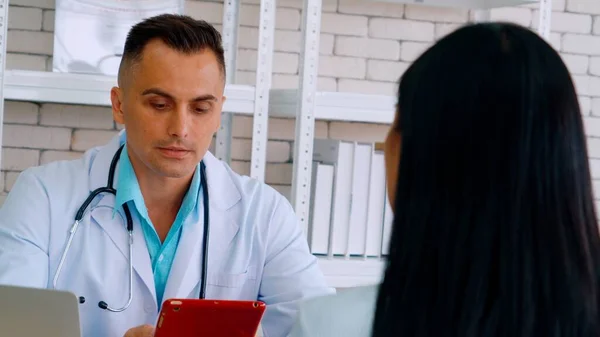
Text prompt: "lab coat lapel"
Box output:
[[162, 152, 241, 301], [88, 130, 157, 306]]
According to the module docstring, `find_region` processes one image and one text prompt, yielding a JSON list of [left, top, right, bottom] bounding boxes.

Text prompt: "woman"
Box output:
[[290, 22, 600, 337]]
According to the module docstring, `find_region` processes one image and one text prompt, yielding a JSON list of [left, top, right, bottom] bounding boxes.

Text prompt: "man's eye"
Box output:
[[195, 105, 211, 113]]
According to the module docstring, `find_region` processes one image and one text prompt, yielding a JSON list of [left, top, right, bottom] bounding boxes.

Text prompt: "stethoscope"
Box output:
[[52, 144, 210, 312]]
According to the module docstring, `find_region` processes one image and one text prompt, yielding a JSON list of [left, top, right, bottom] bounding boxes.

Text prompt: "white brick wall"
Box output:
[[2, 0, 600, 204], [593, 98, 600, 117], [488, 7, 533, 27], [563, 34, 600, 55], [562, 53, 590, 74], [532, 11, 592, 34], [338, 0, 405, 18], [404, 5, 468, 23], [335, 37, 400, 60], [322, 13, 369, 36], [369, 18, 435, 42], [400, 41, 432, 62], [567, 0, 600, 15]]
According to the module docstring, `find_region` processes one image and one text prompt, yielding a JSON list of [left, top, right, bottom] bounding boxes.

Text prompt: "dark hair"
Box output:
[[372, 22, 600, 337], [118, 14, 226, 83]]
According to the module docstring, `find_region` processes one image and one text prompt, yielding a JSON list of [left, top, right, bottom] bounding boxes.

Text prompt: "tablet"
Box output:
[[155, 299, 266, 337]]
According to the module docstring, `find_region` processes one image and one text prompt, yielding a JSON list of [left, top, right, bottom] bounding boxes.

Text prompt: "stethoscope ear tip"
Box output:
[[98, 301, 108, 310], [79, 296, 85, 304]]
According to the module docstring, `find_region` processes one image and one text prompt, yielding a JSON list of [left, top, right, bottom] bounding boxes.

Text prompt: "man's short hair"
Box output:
[[118, 14, 226, 85]]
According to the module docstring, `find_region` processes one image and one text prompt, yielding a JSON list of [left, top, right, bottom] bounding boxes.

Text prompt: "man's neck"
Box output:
[[137, 173, 192, 210], [140, 173, 193, 242], [127, 149, 194, 240]]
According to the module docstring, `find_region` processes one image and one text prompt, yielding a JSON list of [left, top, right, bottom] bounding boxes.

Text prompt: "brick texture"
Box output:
[[563, 34, 600, 55], [488, 7, 533, 27], [7, 30, 53, 55], [337, 0, 404, 18], [580, 96, 592, 115], [532, 11, 592, 34], [4, 101, 39, 124], [435, 23, 461, 39], [335, 37, 400, 61], [6, 53, 47, 71], [3, 125, 71, 150], [338, 79, 397, 96], [71, 130, 118, 152], [185, 1, 223, 24], [2, 148, 39, 171], [8, 6, 42, 31], [40, 151, 83, 165], [367, 60, 410, 82], [39, 104, 114, 129], [42, 10, 54, 32], [319, 55, 366, 79], [321, 13, 368, 37], [591, 57, 600, 76], [329, 122, 390, 142], [232, 116, 329, 140], [593, 98, 600, 117], [9, 0, 54, 9], [404, 5, 468, 23], [567, 0, 600, 15], [400, 42, 432, 62], [369, 18, 435, 42], [562, 54, 590, 74]]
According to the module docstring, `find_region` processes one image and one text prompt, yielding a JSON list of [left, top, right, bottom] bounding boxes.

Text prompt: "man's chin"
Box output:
[[152, 163, 198, 179]]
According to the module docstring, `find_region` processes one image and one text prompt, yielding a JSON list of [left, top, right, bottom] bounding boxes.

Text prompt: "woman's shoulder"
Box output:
[[289, 284, 379, 337], [324, 284, 379, 307]]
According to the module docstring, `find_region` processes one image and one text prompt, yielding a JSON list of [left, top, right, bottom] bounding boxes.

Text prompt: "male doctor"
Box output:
[[0, 14, 334, 337]]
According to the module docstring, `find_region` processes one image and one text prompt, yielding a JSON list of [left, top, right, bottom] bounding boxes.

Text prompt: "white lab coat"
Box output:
[[0, 130, 335, 337]]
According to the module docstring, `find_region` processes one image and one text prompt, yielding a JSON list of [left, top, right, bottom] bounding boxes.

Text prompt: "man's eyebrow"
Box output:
[[141, 88, 218, 102], [141, 88, 173, 99]]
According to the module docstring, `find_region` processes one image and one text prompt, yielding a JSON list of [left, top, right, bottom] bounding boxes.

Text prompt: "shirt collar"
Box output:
[[113, 144, 202, 223]]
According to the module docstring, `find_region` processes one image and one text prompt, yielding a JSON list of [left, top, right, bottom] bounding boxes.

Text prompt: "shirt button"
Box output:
[[145, 304, 154, 313], [158, 254, 164, 262]]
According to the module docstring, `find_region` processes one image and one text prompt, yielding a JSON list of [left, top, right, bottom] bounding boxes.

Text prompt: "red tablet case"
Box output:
[[155, 299, 267, 337]]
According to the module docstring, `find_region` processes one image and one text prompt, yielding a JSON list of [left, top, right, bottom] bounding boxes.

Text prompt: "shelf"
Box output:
[[2, 71, 395, 125], [368, 0, 538, 9], [270, 89, 396, 124], [316, 256, 385, 288], [3, 70, 256, 114]]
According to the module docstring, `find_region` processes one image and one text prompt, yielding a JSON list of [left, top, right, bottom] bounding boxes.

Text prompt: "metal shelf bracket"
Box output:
[[292, 0, 322, 234], [215, 0, 241, 164], [250, 0, 277, 181]]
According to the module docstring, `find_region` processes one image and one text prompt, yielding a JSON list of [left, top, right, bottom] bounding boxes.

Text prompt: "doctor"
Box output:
[[0, 14, 334, 337]]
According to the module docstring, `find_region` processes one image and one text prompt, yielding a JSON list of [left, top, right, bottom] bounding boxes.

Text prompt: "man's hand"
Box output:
[[123, 324, 155, 337]]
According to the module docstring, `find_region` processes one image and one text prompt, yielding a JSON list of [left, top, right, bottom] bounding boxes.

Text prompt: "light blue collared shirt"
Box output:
[[114, 144, 202, 307]]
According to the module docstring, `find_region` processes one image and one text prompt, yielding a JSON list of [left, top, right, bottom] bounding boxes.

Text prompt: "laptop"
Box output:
[[0, 285, 81, 337]]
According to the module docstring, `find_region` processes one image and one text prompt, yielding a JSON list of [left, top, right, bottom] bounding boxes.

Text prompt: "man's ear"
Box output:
[[110, 86, 125, 125]]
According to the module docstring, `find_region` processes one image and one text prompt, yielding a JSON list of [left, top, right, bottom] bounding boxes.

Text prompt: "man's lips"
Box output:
[[157, 147, 191, 158]]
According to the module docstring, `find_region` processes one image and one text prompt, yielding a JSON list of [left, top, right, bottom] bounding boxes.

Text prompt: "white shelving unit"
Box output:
[[289, 0, 553, 288], [3, 69, 257, 113], [0, 0, 553, 288]]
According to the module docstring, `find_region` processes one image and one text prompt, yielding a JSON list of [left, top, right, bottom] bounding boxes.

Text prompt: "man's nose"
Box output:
[[167, 108, 189, 138]]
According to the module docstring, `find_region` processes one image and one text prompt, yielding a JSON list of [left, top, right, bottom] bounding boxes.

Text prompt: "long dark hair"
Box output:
[[372, 22, 600, 337]]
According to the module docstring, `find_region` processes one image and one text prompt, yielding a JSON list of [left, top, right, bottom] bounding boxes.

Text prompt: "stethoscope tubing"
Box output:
[[52, 144, 210, 311]]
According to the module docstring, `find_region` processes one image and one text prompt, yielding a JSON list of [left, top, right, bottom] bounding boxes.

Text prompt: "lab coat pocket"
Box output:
[[205, 266, 259, 300], [207, 266, 257, 288]]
